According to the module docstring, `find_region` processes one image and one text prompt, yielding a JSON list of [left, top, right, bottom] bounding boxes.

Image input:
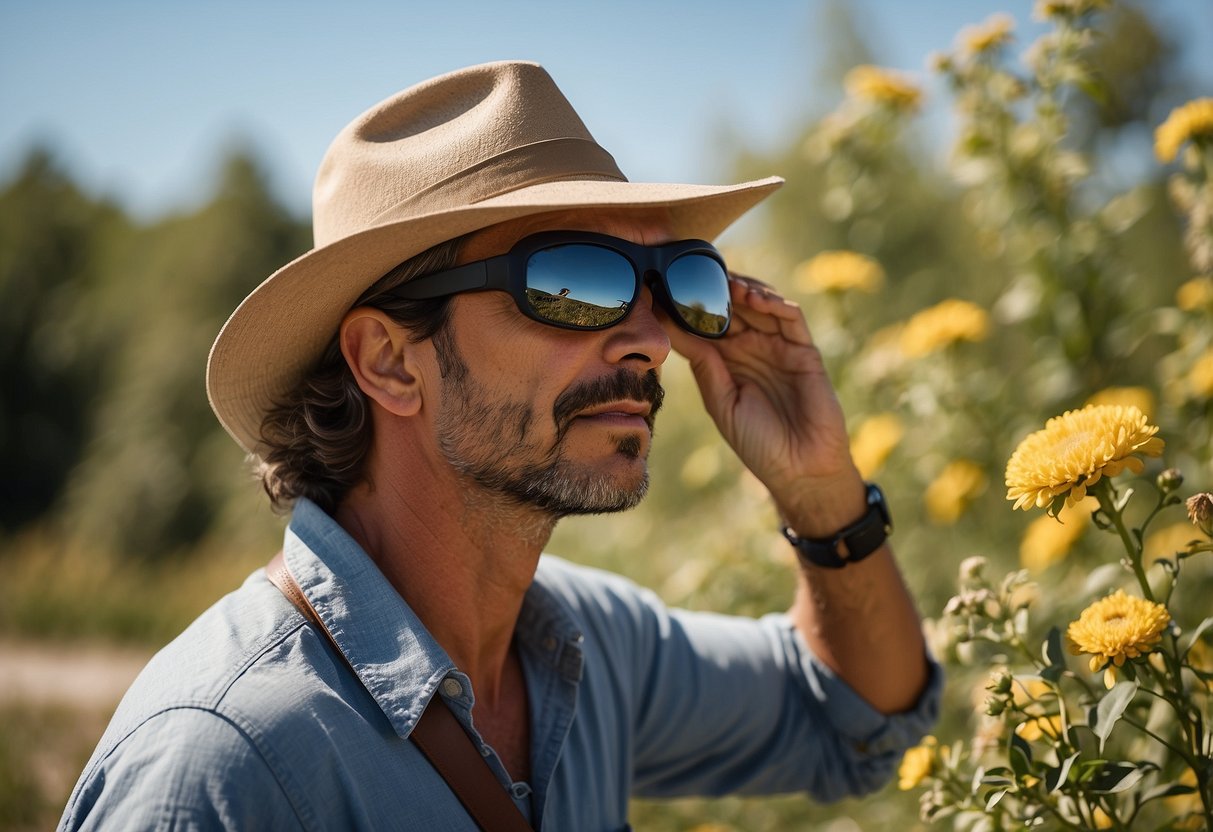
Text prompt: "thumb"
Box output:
[[663, 317, 737, 417]]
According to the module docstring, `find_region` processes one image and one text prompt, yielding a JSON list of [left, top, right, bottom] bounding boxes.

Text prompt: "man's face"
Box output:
[[429, 210, 676, 518]]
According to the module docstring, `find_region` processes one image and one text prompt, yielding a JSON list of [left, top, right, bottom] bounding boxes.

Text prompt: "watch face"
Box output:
[[867, 483, 892, 529]]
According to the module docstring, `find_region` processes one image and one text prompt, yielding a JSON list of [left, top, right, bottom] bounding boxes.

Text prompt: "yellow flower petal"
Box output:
[[1005, 405, 1164, 513], [959, 13, 1014, 54], [1177, 277, 1213, 311], [850, 413, 904, 479], [1019, 497, 1095, 571], [1155, 98, 1213, 162], [1068, 590, 1170, 676], [844, 65, 923, 112], [925, 460, 988, 525], [897, 737, 937, 790], [899, 299, 991, 357], [794, 250, 885, 294]]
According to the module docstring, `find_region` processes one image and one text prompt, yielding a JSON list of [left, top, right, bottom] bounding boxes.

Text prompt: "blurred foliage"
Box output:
[[0, 151, 129, 534], [1, 0, 1210, 829], [0, 702, 109, 832]]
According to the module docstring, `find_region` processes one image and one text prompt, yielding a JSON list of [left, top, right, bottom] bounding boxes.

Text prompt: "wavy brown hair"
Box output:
[[256, 236, 467, 513]]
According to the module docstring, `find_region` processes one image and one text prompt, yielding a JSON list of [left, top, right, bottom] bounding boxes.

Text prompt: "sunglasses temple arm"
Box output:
[[394, 261, 492, 299]]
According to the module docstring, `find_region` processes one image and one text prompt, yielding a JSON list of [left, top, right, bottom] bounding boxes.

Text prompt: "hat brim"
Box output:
[[207, 175, 783, 455]]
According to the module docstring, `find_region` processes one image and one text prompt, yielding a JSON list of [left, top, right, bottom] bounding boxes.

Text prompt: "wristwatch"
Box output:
[[781, 483, 893, 569]]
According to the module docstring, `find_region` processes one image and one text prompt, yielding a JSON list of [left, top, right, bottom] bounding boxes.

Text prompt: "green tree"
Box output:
[[0, 150, 130, 536], [61, 151, 309, 560]]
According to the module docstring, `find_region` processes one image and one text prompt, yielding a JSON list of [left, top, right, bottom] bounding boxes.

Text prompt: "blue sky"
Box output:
[[2, 0, 1210, 221]]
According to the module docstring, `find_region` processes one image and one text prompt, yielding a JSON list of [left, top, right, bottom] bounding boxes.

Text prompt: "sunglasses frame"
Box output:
[[386, 230, 732, 339]]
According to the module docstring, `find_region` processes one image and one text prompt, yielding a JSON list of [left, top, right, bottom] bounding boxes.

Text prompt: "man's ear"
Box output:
[[339, 308, 426, 417]]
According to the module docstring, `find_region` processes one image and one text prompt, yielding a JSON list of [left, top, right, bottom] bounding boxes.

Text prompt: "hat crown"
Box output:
[[312, 61, 625, 246]]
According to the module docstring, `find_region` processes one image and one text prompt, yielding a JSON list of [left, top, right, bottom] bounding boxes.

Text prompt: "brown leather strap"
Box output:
[[265, 551, 533, 832]]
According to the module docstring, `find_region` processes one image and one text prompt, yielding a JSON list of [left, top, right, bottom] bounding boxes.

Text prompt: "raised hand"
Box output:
[[663, 273, 867, 535]]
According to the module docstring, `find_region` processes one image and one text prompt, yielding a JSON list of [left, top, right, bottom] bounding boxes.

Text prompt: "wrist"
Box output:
[[777, 470, 868, 538], [781, 482, 893, 570]]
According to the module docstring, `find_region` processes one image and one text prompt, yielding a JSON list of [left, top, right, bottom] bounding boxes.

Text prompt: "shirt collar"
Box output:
[[285, 498, 455, 738]]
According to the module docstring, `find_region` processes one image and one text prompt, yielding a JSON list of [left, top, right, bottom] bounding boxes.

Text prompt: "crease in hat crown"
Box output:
[[206, 60, 784, 456], [312, 60, 627, 246]]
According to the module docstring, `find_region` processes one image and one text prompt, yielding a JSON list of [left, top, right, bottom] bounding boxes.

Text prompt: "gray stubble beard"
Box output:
[[432, 328, 652, 519]]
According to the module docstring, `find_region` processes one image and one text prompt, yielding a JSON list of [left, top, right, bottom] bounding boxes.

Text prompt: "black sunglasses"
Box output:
[[388, 231, 732, 338]]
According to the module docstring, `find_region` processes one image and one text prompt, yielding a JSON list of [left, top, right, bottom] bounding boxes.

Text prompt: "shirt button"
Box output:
[[441, 678, 463, 698], [542, 636, 557, 651]]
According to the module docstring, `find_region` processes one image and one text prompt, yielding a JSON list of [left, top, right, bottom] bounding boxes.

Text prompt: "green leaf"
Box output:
[[1181, 616, 1213, 658], [1046, 752, 1080, 793], [1009, 733, 1033, 777], [1114, 486, 1134, 512], [1042, 627, 1067, 670], [1140, 782, 1197, 803], [985, 789, 1008, 811], [1093, 680, 1137, 753], [1089, 762, 1145, 794]]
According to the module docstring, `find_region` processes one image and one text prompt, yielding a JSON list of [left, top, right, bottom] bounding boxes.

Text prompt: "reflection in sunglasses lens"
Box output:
[[665, 254, 730, 336], [526, 245, 634, 328]]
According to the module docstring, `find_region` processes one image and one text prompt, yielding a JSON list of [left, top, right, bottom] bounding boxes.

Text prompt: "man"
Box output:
[[60, 61, 939, 830]]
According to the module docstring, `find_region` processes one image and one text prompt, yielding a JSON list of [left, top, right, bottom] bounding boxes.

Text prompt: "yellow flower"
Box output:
[[1011, 677, 1052, 708], [925, 460, 988, 524], [897, 737, 937, 790], [899, 299, 990, 357], [1015, 715, 1062, 742], [1092, 807, 1115, 830], [794, 250, 885, 294], [1085, 387, 1156, 420], [1019, 497, 1096, 571], [1005, 405, 1164, 512], [1155, 98, 1213, 163], [1189, 349, 1213, 399], [1067, 589, 1171, 673], [1165, 768, 1203, 827], [850, 413, 903, 479], [1177, 276, 1213, 311], [960, 13, 1014, 54], [844, 65, 923, 113], [1033, 0, 1110, 21]]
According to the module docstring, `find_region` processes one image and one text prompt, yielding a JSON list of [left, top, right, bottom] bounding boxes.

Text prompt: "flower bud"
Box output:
[[989, 670, 1013, 695], [984, 696, 1006, 716], [1187, 492, 1213, 536], [1157, 468, 1184, 493], [959, 556, 987, 582]]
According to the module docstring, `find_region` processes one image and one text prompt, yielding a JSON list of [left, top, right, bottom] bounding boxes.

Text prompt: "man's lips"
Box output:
[[574, 400, 653, 428]]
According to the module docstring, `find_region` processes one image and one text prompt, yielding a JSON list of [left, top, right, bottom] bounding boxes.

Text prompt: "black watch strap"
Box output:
[[781, 483, 893, 569]]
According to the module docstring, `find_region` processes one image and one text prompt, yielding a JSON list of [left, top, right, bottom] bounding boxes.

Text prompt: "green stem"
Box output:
[[1121, 715, 1196, 765], [1092, 480, 1155, 602]]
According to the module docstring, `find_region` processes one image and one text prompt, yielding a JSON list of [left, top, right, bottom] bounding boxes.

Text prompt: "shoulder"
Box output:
[[63, 569, 369, 827], [60, 706, 303, 830]]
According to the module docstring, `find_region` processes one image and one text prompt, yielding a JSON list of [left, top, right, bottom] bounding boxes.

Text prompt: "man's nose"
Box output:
[[602, 284, 671, 370]]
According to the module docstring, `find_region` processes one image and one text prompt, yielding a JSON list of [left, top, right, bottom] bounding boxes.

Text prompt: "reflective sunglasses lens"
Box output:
[[524, 245, 635, 328], [665, 254, 730, 336]]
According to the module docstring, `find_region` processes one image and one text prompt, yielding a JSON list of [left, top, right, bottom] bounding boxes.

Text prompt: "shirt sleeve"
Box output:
[[59, 708, 306, 832], [561, 565, 943, 802]]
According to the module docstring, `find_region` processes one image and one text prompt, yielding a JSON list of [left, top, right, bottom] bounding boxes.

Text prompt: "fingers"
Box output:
[[729, 273, 814, 347]]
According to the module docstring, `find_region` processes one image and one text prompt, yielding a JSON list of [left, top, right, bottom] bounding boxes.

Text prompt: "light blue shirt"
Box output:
[[60, 498, 941, 831]]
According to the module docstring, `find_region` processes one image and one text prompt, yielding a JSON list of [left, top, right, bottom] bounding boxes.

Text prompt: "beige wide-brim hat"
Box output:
[[207, 60, 783, 455]]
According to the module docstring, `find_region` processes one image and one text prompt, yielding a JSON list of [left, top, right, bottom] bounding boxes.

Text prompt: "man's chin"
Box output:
[[527, 463, 650, 518]]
